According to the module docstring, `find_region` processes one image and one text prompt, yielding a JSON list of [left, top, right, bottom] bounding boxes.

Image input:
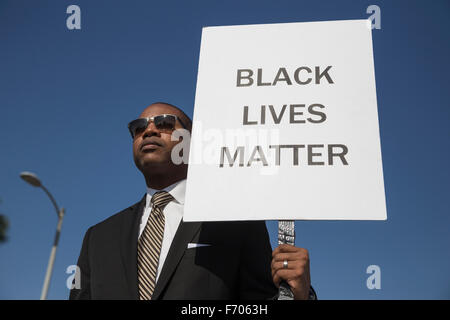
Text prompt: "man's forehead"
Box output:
[[139, 103, 181, 118]]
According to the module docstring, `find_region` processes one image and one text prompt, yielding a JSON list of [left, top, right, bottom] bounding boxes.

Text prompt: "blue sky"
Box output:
[[1, 0, 449, 299]]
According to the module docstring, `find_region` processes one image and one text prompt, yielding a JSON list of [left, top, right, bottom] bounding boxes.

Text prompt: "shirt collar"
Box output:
[[146, 179, 186, 207]]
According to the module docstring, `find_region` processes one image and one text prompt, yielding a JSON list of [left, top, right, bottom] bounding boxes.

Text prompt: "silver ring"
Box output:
[[283, 260, 288, 269]]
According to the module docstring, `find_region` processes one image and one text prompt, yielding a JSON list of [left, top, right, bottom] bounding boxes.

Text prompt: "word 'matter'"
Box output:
[[220, 144, 349, 167], [237, 66, 334, 87]]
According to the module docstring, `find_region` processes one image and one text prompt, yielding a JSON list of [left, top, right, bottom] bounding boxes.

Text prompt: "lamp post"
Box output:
[[20, 171, 65, 300]]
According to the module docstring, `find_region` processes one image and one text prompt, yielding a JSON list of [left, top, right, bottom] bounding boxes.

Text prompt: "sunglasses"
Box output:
[[127, 114, 187, 139]]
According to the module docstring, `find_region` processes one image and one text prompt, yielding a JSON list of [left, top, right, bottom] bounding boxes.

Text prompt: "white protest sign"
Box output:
[[183, 19, 387, 221]]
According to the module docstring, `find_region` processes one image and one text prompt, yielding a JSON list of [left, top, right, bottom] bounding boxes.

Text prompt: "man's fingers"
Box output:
[[272, 268, 305, 287], [272, 244, 298, 256], [272, 252, 306, 263], [271, 260, 300, 276], [272, 244, 309, 257], [277, 259, 300, 269]]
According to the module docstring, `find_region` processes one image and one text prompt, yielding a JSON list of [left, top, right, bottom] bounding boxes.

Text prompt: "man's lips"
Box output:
[[140, 140, 163, 151]]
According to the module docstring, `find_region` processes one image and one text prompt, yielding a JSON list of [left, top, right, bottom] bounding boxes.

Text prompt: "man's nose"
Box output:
[[142, 120, 160, 137]]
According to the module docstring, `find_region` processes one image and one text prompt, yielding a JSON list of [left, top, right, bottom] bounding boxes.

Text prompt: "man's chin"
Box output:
[[136, 155, 172, 171]]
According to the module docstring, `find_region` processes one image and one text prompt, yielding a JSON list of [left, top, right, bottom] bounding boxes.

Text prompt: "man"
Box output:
[[69, 102, 315, 300]]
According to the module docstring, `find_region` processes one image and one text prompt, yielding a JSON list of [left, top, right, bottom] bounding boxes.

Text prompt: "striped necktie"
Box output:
[[137, 191, 174, 300]]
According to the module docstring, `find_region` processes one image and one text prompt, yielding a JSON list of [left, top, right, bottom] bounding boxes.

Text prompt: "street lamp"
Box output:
[[20, 171, 65, 300]]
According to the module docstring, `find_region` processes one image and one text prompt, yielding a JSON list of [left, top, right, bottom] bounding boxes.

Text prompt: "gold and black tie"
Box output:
[[137, 191, 173, 300]]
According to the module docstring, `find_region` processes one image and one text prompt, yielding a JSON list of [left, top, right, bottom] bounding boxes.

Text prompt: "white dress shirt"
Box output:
[[138, 179, 186, 283]]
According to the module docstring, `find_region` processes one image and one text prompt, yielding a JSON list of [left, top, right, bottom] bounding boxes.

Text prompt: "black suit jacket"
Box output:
[[69, 196, 278, 300]]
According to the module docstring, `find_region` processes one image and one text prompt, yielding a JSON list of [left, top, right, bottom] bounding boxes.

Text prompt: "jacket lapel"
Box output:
[[152, 220, 202, 300], [120, 195, 146, 300]]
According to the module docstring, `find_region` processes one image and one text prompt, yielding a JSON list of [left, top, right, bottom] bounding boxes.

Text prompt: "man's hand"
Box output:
[[271, 244, 311, 300]]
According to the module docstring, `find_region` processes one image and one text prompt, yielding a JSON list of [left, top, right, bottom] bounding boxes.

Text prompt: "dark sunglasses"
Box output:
[[127, 114, 187, 139]]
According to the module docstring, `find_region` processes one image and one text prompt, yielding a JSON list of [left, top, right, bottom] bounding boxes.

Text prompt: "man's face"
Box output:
[[132, 104, 186, 173]]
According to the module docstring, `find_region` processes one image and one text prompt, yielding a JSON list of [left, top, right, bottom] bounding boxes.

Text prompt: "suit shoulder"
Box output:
[[90, 197, 144, 232]]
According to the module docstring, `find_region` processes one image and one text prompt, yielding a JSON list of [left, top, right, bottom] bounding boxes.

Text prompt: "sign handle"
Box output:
[[277, 220, 295, 300]]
